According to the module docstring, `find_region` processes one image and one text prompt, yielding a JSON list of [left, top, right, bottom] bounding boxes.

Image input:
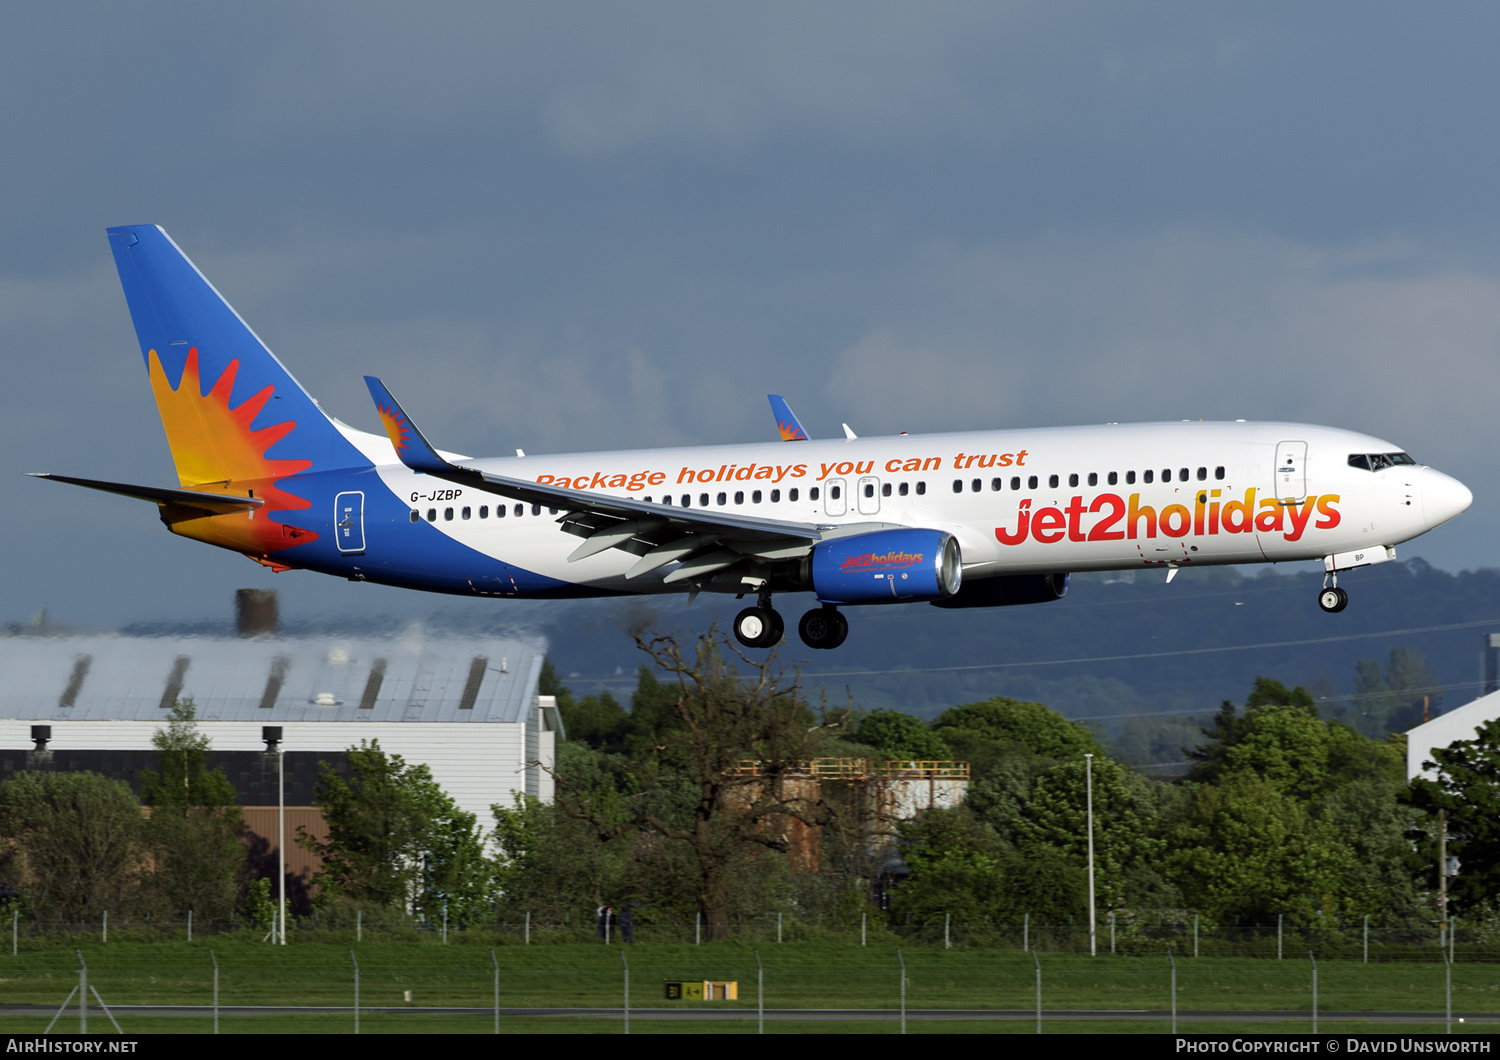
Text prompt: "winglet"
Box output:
[[768, 395, 810, 441], [363, 377, 456, 475]]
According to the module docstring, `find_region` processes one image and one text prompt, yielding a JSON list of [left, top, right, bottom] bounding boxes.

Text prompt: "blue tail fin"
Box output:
[[106, 225, 369, 487]]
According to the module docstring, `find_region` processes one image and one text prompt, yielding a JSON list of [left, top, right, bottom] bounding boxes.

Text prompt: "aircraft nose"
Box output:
[[1421, 467, 1473, 529]]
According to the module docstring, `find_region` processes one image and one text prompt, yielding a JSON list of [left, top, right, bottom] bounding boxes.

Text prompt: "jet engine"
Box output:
[[804, 528, 962, 605], [929, 572, 1069, 609]]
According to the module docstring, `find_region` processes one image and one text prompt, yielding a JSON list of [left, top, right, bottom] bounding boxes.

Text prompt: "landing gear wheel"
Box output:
[[1318, 587, 1348, 613], [734, 606, 784, 648], [798, 606, 849, 650]]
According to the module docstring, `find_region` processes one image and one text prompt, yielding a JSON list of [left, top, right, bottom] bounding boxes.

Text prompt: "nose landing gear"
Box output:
[[1318, 572, 1348, 613], [798, 604, 848, 650]]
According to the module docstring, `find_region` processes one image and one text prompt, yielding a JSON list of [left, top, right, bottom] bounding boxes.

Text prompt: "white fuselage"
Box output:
[[361, 419, 1468, 594]]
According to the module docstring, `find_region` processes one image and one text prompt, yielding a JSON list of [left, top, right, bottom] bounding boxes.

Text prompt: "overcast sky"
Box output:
[[6, 2, 1499, 631]]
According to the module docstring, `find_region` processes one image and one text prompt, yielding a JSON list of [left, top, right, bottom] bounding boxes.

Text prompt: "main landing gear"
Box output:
[[797, 604, 848, 650], [732, 593, 849, 651], [1318, 572, 1348, 613], [733, 587, 785, 649]]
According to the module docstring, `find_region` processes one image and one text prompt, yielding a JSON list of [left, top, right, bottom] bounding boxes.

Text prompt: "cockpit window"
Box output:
[[1348, 452, 1416, 472]]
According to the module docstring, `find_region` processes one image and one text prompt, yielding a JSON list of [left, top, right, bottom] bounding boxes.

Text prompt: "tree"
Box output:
[[0, 772, 145, 921], [1166, 773, 1348, 922], [931, 697, 1103, 772], [852, 709, 952, 761], [1349, 648, 1443, 736], [555, 628, 839, 939], [1407, 718, 1500, 915], [138, 699, 245, 919], [301, 740, 493, 921]]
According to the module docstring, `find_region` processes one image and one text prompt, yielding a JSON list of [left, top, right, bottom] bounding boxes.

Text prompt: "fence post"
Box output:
[[1445, 953, 1452, 1035], [1364, 914, 1369, 964], [1309, 951, 1317, 1034], [491, 949, 499, 1035], [102, 910, 107, 945], [695, 912, 700, 946], [1033, 950, 1041, 1034], [1194, 914, 1199, 958], [525, 911, 530, 945], [621, 950, 629, 1035], [443, 902, 448, 944], [1110, 911, 1115, 955], [357, 909, 362, 944], [777, 911, 782, 944], [210, 949, 219, 1035], [1024, 912, 1029, 953], [1278, 914, 1282, 959], [861, 913, 867, 947], [1451, 916, 1458, 963], [944, 912, 950, 951], [897, 948, 907, 1035], [11, 909, 15, 957], [1168, 951, 1176, 1035], [349, 949, 359, 1035], [756, 948, 764, 1035], [77, 950, 86, 1035], [188, 909, 193, 944]]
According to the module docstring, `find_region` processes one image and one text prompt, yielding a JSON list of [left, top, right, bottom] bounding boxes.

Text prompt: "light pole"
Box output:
[[264, 727, 286, 945], [1085, 752, 1096, 957]]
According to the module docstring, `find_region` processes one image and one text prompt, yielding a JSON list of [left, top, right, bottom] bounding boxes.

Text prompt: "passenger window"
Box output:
[[971, 478, 981, 492], [409, 510, 419, 523], [1069, 473, 1079, 487], [1107, 472, 1117, 486], [864, 484, 874, 498], [1196, 467, 1207, 481], [1011, 477, 1021, 490], [700, 494, 710, 507], [1143, 470, 1153, 484], [479, 506, 488, 519], [899, 482, 909, 496], [953, 479, 963, 493], [790, 488, 800, 502], [443, 508, 454, 521], [882, 483, 891, 497], [809, 487, 818, 501], [1088, 473, 1098, 487], [717, 492, 727, 505], [752, 490, 762, 503], [681, 495, 691, 507], [770, 489, 781, 502], [1215, 466, 1225, 480], [514, 504, 523, 517], [830, 485, 841, 500], [990, 478, 1001, 491], [1048, 475, 1059, 488], [461, 506, 471, 520], [426, 509, 437, 522], [1028, 476, 1038, 490], [1178, 469, 1188, 482], [532, 505, 542, 516], [915, 482, 925, 496], [497, 504, 507, 518], [1126, 471, 1135, 485]]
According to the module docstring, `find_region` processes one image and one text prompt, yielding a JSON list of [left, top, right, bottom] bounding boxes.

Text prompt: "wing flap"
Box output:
[[29, 473, 264, 515]]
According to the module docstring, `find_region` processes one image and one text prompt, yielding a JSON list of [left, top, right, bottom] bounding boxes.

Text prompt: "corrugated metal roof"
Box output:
[[0, 630, 546, 724]]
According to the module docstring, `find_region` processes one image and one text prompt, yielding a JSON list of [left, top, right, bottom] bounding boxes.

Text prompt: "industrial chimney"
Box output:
[[235, 589, 279, 638]]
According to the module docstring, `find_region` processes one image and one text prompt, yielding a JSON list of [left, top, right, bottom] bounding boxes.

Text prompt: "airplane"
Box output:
[[32, 225, 1474, 651]]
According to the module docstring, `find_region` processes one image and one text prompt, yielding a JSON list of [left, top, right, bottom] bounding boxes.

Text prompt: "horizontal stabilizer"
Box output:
[[29, 473, 264, 514]]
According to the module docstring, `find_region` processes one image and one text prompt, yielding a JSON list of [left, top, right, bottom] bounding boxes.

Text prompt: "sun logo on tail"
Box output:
[[146, 347, 316, 556], [777, 419, 807, 442]]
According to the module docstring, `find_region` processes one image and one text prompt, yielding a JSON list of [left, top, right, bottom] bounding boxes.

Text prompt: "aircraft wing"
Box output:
[[28, 473, 264, 515], [768, 394, 810, 441], [365, 378, 895, 583]]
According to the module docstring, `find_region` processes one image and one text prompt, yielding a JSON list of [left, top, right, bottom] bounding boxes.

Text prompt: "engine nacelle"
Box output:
[[807, 529, 962, 605], [929, 572, 1070, 609]]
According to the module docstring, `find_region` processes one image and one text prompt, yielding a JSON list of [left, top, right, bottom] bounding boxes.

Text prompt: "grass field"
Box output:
[[2, 940, 1494, 1034]]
